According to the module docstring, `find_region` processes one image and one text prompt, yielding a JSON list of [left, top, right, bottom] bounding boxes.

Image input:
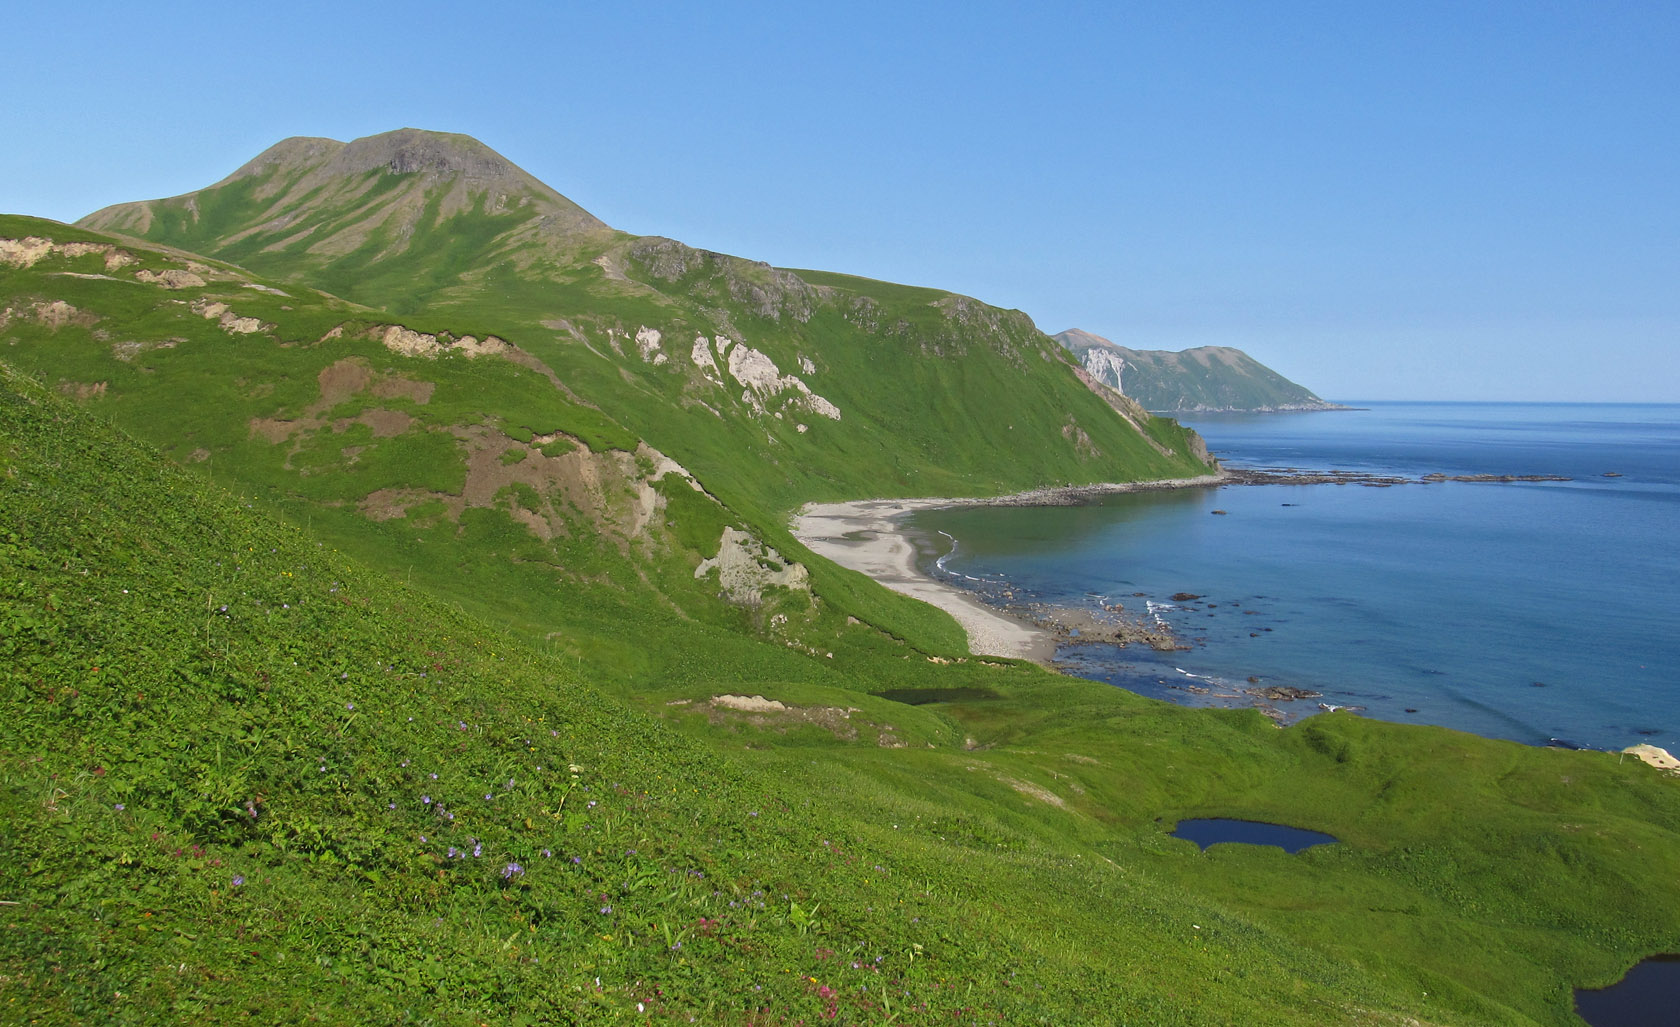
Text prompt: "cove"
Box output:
[[1573, 954, 1680, 1027], [1171, 818, 1337, 853]]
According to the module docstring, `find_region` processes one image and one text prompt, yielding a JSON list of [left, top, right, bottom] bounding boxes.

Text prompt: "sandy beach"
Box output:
[[789, 475, 1225, 661]]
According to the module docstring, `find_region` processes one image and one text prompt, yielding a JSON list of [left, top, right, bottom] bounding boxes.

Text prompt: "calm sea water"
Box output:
[[910, 403, 1680, 750]]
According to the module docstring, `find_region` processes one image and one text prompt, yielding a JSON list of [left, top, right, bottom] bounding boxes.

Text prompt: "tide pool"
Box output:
[[910, 403, 1680, 750]]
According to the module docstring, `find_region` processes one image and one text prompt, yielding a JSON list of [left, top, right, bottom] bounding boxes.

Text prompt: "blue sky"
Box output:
[[5, 1, 1676, 400]]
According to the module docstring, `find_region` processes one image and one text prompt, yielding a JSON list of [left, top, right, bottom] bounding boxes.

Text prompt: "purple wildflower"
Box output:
[[422, 795, 431, 804], [472, 841, 482, 858], [231, 875, 244, 887], [501, 863, 524, 880], [114, 803, 124, 811], [599, 905, 612, 915]]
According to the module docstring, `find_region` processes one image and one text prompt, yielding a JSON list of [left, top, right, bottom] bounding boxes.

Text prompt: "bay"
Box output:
[[909, 403, 1680, 750]]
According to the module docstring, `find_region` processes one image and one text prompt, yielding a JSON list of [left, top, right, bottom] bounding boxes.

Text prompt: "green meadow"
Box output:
[[4, 132, 1679, 1024]]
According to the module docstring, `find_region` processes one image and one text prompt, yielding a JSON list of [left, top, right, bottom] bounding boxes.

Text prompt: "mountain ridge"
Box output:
[[68, 129, 1214, 520], [1054, 327, 1347, 413]]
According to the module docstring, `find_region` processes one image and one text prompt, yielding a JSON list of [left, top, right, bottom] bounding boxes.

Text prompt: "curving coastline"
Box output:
[[789, 475, 1224, 661]]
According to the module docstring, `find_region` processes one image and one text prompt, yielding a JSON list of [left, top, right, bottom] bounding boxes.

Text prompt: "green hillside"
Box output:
[[79, 130, 1212, 522], [6, 359, 1680, 1024], [3, 128, 1678, 1024]]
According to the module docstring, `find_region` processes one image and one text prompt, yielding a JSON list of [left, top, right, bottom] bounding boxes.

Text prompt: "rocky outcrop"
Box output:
[[0, 236, 136, 271], [134, 268, 206, 289], [694, 527, 810, 606], [373, 324, 509, 359], [722, 343, 841, 421], [190, 298, 267, 335]]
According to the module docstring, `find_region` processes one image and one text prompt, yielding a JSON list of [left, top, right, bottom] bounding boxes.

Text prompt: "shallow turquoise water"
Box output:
[[910, 403, 1680, 750]]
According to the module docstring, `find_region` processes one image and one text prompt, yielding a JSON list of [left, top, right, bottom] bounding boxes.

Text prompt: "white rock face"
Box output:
[[726, 345, 791, 394], [724, 345, 841, 421], [381, 325, 441, 357], [0, 236, 136, 271], [191, 298, 268, 335], [803, 394, 841, 420], [690, 334, 722, 382], [0, 237, 55, 267], [798, 354, 816, 375], [1083, 348, 1126, 391], [454, 335, 509, 358], [374, 326, 509, 359], [635, 325, 665, 364], [712, 694, 787, 713], [694, 526, 810, 605], [135, 269, 207, 290]]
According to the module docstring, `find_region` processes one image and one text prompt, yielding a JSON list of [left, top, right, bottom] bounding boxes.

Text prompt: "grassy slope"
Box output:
[[6, 201, 1678, 1023], [7, 363, 1680, 1026], [71, 150, 1214, 519], [0, 214, 972, 666]]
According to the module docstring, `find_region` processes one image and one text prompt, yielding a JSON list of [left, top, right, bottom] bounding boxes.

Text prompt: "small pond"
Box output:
[[1574, 954, 1680, 1027], [1171, 818, 1338, 853]]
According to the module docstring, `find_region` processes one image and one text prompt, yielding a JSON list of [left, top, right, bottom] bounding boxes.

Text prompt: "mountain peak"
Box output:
[[78, 129, 610, 296], [270, 128, 530, 182], [216, 128, 586, 210], [1054, 327, 1117, 350]]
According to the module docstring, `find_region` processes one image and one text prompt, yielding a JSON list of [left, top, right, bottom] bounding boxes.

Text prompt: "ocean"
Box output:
[[909, 403, 1680, 751]]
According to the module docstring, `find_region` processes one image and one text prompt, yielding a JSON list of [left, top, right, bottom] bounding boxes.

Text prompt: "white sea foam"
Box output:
[[934, 531, 986, 582]]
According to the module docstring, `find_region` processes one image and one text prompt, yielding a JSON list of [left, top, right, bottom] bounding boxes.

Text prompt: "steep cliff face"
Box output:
[[1054, 328, 1345, 413]]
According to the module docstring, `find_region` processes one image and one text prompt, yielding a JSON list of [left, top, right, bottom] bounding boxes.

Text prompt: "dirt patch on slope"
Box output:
[[22, 300, 97, 331], [348, 408, 415, 438], [247, 357, 435, 454], [360, 488, 465, 524], [317, 358, 373, 405], [702, 695, 903, 746], [371, 377, 434, 403]]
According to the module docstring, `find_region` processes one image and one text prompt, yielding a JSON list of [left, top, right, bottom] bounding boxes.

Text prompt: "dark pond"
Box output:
[[1171, 818, 1338, 853], [1574, 954, 1680, 1027]]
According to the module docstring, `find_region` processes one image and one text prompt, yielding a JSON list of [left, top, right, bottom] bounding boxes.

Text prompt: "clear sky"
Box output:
[[5, 1, 1676, 401]]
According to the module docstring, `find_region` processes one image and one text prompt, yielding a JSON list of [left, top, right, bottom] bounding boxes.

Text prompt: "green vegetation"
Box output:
[[4, 131, 1678, 1023], [7, 363, 1679, 1025], [1054, 329, 1344, 413]]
